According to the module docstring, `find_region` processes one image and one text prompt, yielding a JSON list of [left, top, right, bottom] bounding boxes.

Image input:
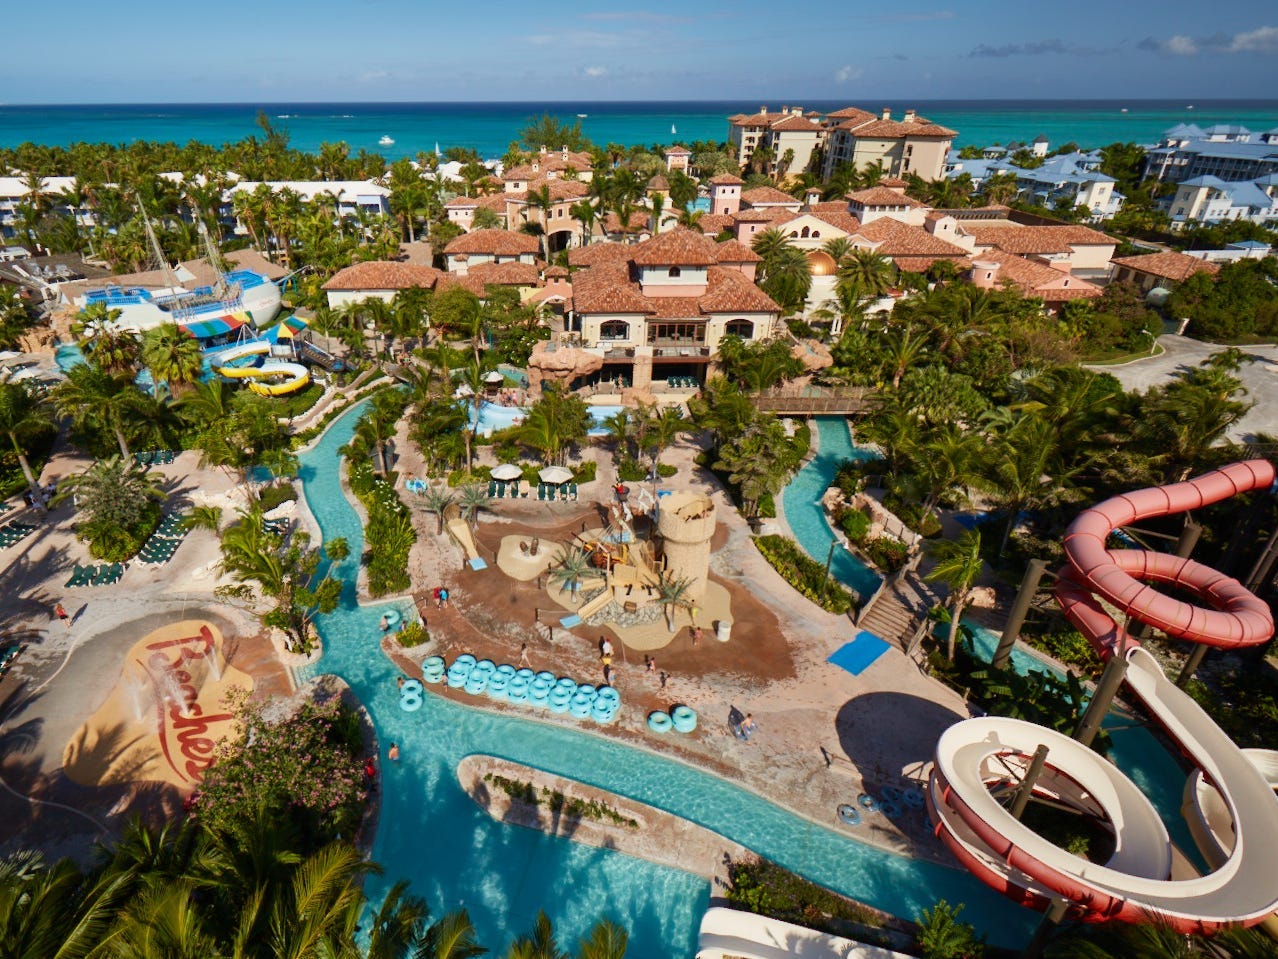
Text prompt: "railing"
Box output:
[[751, 388, 881, 414], [650, 345, 710, 357]]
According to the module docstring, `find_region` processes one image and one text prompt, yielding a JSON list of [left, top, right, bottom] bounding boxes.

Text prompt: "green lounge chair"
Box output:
[[569, 483, 578, 501], [488, 480, 497, 498], [65, 565, 91, 588]]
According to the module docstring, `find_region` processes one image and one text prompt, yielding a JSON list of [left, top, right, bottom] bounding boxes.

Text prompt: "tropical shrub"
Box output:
[[344, 399, 415, 596], [862, 535, 909, 574], [726, 857, 886, 936], [54, 455, 165, 560], [839, 508, 870, 541], [396, 621, 429, 647], [194, 690, 368, 843], [914, 900, 984, 959], [482, 773, 639, 829], [753, 535, 855, 613]]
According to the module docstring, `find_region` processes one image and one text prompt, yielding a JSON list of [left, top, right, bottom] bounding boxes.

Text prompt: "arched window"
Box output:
[[811, 230, 821, 238], [600, 321, 629, 340], [789, 230, 799, 238], [725, 319, 754, 339], [801, 226, 810, 238], [668, 266, 681, 278]]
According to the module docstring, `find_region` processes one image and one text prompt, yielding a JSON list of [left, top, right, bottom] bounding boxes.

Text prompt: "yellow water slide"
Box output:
[[212, 341, 310, 396]]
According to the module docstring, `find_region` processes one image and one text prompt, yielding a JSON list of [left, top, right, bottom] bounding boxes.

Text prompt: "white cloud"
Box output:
[[835, 65, 862, 82], [1165, 35, 1199, 55], [1228, 25, 1278, 52], [584, 65, 607, 77]]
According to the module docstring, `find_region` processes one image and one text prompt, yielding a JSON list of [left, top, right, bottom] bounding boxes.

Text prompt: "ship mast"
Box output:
[[139, 205, 180, 290], [198, 220, 229, 298]]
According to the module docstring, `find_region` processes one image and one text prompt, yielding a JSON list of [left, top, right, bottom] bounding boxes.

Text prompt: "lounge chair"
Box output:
[[89, 565, 112, 586], [509, 481, 520, 498], [488, 480, 497, 498], [65, 565, 91, 588], [104, 563, 124, 584], [569, 483, 578, 501]]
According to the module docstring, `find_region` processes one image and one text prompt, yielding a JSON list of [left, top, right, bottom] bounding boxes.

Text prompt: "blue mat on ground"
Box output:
[[560, 614, 582, 628], [828, 630, 891, 676], [468, 557, 488, 570]]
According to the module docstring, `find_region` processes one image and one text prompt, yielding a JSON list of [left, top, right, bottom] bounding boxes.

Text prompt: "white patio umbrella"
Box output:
[[8, 366, 43, 381], [483, 371, 505, 384], [539, 465, 573, 485], [491, 463, 523, 481]]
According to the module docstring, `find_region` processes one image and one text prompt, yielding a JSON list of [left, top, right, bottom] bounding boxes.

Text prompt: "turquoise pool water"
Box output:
[[781, 417, 881, 601], [298, 402, 1039, 953], [471, 400, 622, 438]]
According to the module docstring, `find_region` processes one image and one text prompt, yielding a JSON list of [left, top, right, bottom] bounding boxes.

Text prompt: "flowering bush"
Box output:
[[193, 690, 368, 843]]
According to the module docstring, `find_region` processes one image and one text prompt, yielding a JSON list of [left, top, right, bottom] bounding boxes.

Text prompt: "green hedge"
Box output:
[[753, 534, 855, 614], [726, 858, 886, 935]]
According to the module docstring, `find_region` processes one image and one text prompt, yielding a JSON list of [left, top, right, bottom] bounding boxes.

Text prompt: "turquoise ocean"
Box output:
[[2, 99, 1276, 159]]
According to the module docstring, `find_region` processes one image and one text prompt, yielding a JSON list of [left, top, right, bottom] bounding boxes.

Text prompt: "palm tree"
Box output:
[[548, 546, 601, 603], [525, 185, 555, 260], [837, 250, 895, 301], [72, 303, 141, 374], [140, 322, 203, 396], [979, 412, 1068, 559], [644, 405, 687, 472], [506, 910, 567, 959], [53, 364, 153, 459], [420, 486, 457, 535], [883, 324, 930, 389], [926, 530, 984, 662], [577, 919, 629, 959], [420, 909, 487, 959], [813, 280, 869, 338], [569, 199, 599, 247], [0, 381, 53, 512], [457, 483, 490, 531], [52, 456, 166, 554], [653, 571, 696, 632]]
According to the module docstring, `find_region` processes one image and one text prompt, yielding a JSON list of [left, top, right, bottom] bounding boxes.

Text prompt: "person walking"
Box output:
[[54, 602, 70, 630], [518, 642, 532, 668], [599, 636, 613, 665]]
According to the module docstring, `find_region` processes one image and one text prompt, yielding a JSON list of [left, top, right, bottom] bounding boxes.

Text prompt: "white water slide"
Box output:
[[928, 461, 1278, 932]]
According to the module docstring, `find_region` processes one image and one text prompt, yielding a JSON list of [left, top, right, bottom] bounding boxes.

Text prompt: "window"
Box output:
[[800, 226, 810, 238], [600, 321, 629, 340], [725, 319, 754, 338], [668, 266, 681, 278], [647, 322, 706, 344], [812, 230, 821, 238], [790, 230, 799, 238]]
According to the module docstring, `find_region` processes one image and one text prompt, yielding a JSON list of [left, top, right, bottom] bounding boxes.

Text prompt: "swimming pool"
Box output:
[[781, 417, 881, 601], [298, 402, 1038, 953], [471, 401, 623, 438]]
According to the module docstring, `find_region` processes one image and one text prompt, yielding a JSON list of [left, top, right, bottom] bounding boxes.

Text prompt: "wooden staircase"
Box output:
[[855, 570, 941, 651]]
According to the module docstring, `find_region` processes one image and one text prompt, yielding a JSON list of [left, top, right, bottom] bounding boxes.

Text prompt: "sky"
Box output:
[[4, 0, 1277, 103]]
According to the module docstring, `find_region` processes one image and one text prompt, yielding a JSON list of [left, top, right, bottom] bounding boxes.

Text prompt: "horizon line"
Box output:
[[3, 97, 1278, 108]]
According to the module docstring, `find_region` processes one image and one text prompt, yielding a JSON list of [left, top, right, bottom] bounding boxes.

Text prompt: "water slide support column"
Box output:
[[1020, 899, 1069, 959], [993, 558, 1049, 670], [1074, 634, 1129, 748]]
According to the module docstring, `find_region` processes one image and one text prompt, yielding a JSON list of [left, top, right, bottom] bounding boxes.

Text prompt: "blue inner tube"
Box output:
[[647, 711, 673, 733], [903, 787, 926, 809], [515, 667, 535, 681], [446, 670, 468, 689], [535, 670, 556, 684], [548, 696, 571, 714], [487, 673, 510, 692], [881, 785, 903, 803], [464, 675, 489, 695], [858, 792, 879, 812], [595, 686, 620, 705], [671, 705, 697, 733], [879, 799, 902, 818], [455, 654, 477, 668], [401, 679, 424, 695], [529, 683, 552, 702], [575, 683, 597, 697], [382, 609, 403, 628], [555, 677, 577, 692], [474, 659, 496, 676], [423, 655, 445, 671], [569, 700, 593, 719], [495, 663, 516, 678], [506, 684, 530, 704], [837, 803, 861, 826], [550, 690, 574, 707], [399, 690, 423, 712], [488, 684, 509, 702]]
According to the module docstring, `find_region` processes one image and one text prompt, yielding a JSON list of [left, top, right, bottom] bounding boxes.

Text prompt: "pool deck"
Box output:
[[392, 422, 974, 868], [2, 408, 975, 884]]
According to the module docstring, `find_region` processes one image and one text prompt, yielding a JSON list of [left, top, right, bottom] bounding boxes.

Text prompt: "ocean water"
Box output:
[[1, 99, 1276, 159]]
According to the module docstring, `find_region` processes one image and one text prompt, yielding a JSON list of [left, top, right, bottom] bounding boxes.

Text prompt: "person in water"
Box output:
[[388, 743, 400, 762]]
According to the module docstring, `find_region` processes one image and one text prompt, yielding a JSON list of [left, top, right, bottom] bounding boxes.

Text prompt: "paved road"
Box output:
[[1085, 335, 1278, 443]]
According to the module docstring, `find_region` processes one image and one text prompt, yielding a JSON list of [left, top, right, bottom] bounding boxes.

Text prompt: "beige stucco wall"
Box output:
[[325, 289, 397, 309]]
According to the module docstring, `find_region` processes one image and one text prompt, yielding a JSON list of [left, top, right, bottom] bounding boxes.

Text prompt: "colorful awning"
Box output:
[[180, 313, 250, 339]]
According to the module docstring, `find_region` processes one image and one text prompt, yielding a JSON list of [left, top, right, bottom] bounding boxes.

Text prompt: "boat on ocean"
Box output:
[[577, 113, 588, 118], [379, 135, 395, 146], [671, 124, 677, 135], [1120, 108, 1129, 113]]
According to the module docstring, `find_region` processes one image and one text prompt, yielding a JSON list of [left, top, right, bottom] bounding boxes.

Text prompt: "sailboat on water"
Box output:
[[671, 124, 677, 135]]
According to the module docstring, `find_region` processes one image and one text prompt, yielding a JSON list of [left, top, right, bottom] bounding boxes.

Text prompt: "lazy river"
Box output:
[[297, 401, 1040, 953]]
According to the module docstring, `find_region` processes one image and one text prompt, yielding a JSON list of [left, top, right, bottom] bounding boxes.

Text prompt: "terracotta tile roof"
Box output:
[[807, 201, 850, 213], [975, 250, 1102, 301], [505, 179, 590, 203], [434, 273, 489, 296], [664, 146, 692, 155], [630, 227, 721, 267], [714, 239, 762, 263], [924, 210, 952, 223], [965, 224, 1115, 255], [729, 112, 774, 127], [467, 261, 542, 286], [709, 174, 745, 186], [825, 107, 877, 122], [322, 260, 444, 291], [445, 196, 480, 209], [699, 267, 780, 313], [808, 211, 862, 234], [854, 218, 970, 257], [768, 114, 824, 132], [844, 116, 956, 138], [742, 186, 801, 206], [647, 174, 670, 191], [895, 255, 973, 274], [502, 165, 538, 181], [846, 187, 929, 208], [571, 263, 652, 314], [544, 265, 570, 278], [879, 177, 909, 188], [568, 242, 632, 268], [647, 296, 705, 319], [602, 210, 651, 234], [695, 214, 735, 235], [1111, 251, 1221, 282], [734, 207, 791, 224], [444, 229, 539, 256]]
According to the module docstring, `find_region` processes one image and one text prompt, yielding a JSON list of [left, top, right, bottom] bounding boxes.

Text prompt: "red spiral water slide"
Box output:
[[927, 461, 1278, 933]]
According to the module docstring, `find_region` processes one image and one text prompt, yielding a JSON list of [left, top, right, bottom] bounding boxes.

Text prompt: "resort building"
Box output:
[[322, 261, 446, 309], [952, 218, 1117, 281], [1165, 175, 1278, 229], [0, 175, 95, 239], [819, 107, 956, 181], [727, 106, 828, 177], [1143, 123, 1278, 184], [945, 151, 1124, 221], [967, 251, 1101, 311], [442, 229, 539, 275], [1109, 251, 1221, 295], [664, 145, 692, 173], [225, 180, 391, 233], [527, 228, 777, 395]]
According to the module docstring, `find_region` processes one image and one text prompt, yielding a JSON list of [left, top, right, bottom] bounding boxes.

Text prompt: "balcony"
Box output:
[[651, 345, 710, 358]]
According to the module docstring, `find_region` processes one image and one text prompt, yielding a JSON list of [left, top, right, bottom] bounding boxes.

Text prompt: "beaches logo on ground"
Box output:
[[140, 625, 236, 785]]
